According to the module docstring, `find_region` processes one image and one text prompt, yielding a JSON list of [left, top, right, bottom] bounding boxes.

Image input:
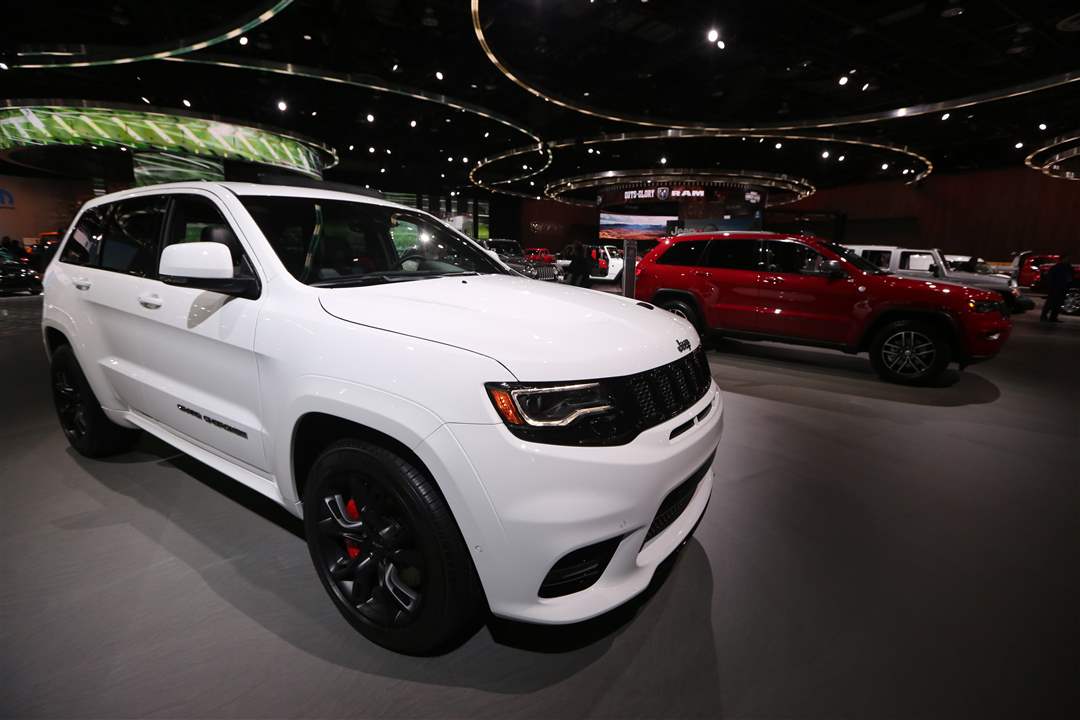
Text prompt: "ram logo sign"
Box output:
[[0, 188, 13, 210]]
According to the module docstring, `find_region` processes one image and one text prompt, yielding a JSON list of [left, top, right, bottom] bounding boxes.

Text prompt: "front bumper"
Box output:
[[429, 383, 723, 624], [960, 311, 1012, 361]]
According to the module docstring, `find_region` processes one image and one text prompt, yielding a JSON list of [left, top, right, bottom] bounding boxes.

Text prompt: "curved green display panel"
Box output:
[[0, 104, 336, 179]]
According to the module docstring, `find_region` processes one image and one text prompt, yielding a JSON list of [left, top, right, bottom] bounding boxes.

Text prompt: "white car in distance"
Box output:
[[42, 181, 723, 655]]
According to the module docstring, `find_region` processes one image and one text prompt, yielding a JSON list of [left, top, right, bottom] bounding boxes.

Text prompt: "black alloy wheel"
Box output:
[[50, 345, 140, 457], [870, 319, 950, 384], [303, 439, 484, 655]]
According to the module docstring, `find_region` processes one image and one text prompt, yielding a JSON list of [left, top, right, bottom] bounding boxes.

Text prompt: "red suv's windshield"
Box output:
[[823, 241, 888, 275]]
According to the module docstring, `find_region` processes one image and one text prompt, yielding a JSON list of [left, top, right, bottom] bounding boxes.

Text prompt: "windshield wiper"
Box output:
[[310, 274, 405, 288]]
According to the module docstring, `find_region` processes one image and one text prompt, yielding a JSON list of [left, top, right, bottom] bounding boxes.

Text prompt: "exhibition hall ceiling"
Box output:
[[1, 0, 1078, 196]]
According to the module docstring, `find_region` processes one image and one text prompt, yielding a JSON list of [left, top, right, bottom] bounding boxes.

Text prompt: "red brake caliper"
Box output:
[[344, 498, 361, 558]]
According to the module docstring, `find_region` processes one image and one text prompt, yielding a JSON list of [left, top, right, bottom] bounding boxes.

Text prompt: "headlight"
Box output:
[[486, 381, 626, 445], [526, 266, 539, 278], [969, 300, 1001, 313]]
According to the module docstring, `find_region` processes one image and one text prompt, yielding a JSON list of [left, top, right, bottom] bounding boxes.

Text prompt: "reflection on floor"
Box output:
[[2, 297, 1077, 719]]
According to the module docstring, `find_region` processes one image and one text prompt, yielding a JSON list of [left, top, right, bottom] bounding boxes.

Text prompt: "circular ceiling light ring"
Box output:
[[543, 168, 816, 208], [0, 100, 336, 178], [8, 0, 294, 69], [471, 0, 1080, 132], [470, 129, 933, 202], [166, 55, 544, 151], [1024, 131, 1080, 181]]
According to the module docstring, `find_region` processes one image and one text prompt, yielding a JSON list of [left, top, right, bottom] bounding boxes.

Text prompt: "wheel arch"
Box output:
[[858, 308, 960, 355], [650, 288, 705, 327]]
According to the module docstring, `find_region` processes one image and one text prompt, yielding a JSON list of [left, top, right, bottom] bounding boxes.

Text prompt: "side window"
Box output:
[[765, 241, 827, 274], [900, 251, 935, 272], [60, 207, 107, 266], [165, 195, 254, 278], [656, 240, 708, 267], [99, 197, 168, 276], [706, 239, 761, 270], [861, 250, 892, 269]]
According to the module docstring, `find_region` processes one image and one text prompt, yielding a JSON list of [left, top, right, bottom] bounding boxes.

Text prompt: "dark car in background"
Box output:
[[482, 238, 562, 282], [0, 252, 42, 295]]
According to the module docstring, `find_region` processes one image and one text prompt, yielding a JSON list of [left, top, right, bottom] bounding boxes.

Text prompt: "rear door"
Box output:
[[757, 239, 860, 344], [132, 191, 268, 471]]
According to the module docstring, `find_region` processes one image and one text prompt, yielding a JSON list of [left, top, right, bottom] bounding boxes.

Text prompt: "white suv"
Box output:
[[42, 181, 722, 654]]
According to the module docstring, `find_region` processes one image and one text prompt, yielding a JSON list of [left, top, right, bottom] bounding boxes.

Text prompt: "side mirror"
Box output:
[[159, 242, 259, 299], [929, 263, 942, 278], [826, 259, 848, 279]]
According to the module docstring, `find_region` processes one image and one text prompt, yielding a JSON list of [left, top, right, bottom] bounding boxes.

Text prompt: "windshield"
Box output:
[[825, 242, 887, 274], [240, 196, 505, 286], [488, 239, 524, 259]]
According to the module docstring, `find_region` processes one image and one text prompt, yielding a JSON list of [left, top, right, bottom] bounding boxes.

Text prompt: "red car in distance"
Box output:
[[634, 231, 1012, 384], [524, 247, 556, 264]]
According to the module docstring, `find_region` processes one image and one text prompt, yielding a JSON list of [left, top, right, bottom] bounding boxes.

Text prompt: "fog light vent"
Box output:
[[538, 535, 624, 598]]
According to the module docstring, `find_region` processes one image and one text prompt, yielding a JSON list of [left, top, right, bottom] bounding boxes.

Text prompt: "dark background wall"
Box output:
[[784, 167, 1080, 259], [516, 199, 599, 250], [0, 174, 95, 242]]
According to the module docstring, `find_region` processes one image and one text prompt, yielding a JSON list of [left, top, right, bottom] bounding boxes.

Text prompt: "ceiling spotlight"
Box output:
[[348, 144, 354, 151], [435, 71, 444, 81], [774, 142, 782, 149], [583, 92, 590, 97], [238, 36, 249, 46], [522, 164, 528, 170], [941, 112, 951, 120], [529, 181, 535, 186], [410, 120, 417, 127], [483, 131, 490, 138], [1014, 141, 1024, 149], [587, 147, 594, 154], [140, 96, 150, 104], [462, 157, 468, 163], [716, 40, 726, 49], [1038, 123, 1047, 130], [440, 173, 445, 178], [0, 63, 8, 71], [182, 99, 191, 108], [311, 111, 317, 117], [276, 100, 288, 111], [941, 6, 964, 18], [386, 148, 392, 155], [447, 156, 454, 162], [821, 150, 830, 159], [881, 163, 889, 170], [838, 76, 849, 86], [838, 154, 846, 162], [303, 34, 312, 40], [707, 29, 719, 43], [366, 113, 375, 123], [392, 63, 399, 72], [660, 156, 667, 165], [861, 82, 870, 91], [902, 169, 910, 175]]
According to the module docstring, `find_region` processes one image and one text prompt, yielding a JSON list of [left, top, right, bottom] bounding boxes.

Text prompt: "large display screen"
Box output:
[[599, 212, 677, 241]]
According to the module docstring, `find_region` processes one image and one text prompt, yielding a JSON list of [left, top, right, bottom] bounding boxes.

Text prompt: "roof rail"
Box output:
[[253, 174, 385, 200]]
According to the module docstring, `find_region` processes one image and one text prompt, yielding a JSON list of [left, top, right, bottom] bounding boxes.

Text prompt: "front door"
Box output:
[[699, 238, 763, 333], [758, 240, 860, 345], [132, 191, 268, 471]]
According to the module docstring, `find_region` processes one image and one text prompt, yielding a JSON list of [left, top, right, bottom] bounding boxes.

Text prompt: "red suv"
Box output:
[[634, 232, 1012, 384]]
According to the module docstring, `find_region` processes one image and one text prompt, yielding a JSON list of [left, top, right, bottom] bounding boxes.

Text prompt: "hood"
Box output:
[[318, 274, 699, 380], [872, 272, 998, 302], [943, 269, 1010, 290]]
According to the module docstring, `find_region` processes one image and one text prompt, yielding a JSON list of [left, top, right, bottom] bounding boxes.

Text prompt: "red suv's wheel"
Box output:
[[658, 298, 703, 335], [869, 319, 951, 385]]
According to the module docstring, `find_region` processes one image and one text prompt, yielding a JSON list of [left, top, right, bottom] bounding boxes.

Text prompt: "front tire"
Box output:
[[658, 297, 704, 335], [303, 438, 484, 655], [50, 345, 140, 457], [869, 320, 951, 385]]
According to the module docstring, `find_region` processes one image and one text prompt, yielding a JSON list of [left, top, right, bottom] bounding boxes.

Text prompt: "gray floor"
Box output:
[[2, 294, 1077, 719]]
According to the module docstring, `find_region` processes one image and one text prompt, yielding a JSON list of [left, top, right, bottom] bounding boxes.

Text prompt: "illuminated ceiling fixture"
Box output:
[[941, 112, 951, 120], [660, 156, 667, 165], [368, 146, 375, 153], [0, 62, 8, 71], [435, 71, 444, 81], [366, 113, 375, 122], [941, 6, 964, 18], [838, 154, 846, 162], [838, 76, 849, 86], [1014, 141, 1024, 149], [881, 162, 889, 170], [277, 100, 287, 111], [484, 131, 490, 138], [182, 99, 191, 107], [707, 29, 719, 43], [303, 34, 312, 41], [821, 150, 830, 158], [440, 173, 445, 178], [717, 40, 726, 50], [1039, 123, 1047, 130], [380, 168, 386, 173], [386, 148, 392, 155], [448, 156, 454, 162], [861, 82, 870, 91], [410, 120, 417, 127], [140, 96, 150, 104], [774, 142, 782, 149], [239, 36, 249, 46], [311, 110, 317, 117], [392, 64, 399, 72], [587, 147, 594, 154], [902, 169, 910, 175], [348, 144, 354, 151]]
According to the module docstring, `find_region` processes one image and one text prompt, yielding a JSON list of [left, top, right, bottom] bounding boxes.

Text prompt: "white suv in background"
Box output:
[[42, 181, 723, 655]]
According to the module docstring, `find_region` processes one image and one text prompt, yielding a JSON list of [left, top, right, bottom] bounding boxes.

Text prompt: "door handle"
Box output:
[[764, 276, 784, 285], [694, 271, 710, 278], [72, 277, 91, 291], [138, 294, 163, 310]]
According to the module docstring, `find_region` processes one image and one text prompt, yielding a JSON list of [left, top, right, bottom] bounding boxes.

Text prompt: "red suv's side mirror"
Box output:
[[826, 259, 848, 280]]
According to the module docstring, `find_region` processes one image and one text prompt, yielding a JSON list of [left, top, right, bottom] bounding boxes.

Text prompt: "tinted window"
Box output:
[[861, 249, 892, 269], [706, 239, 761, 269], [900, 251, 935, 271], [239, 196, 502, 286], [60, 207, 107, 266], [765, 241, 828, 274], [99, 197, 167, 276], [656, 240, 708, 266], [165, 195, 253, 278]]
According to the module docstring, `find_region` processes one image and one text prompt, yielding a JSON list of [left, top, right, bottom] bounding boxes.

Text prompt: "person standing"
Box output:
[[1040, 255, 1074, 323], [567, 240, 591, 288]]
